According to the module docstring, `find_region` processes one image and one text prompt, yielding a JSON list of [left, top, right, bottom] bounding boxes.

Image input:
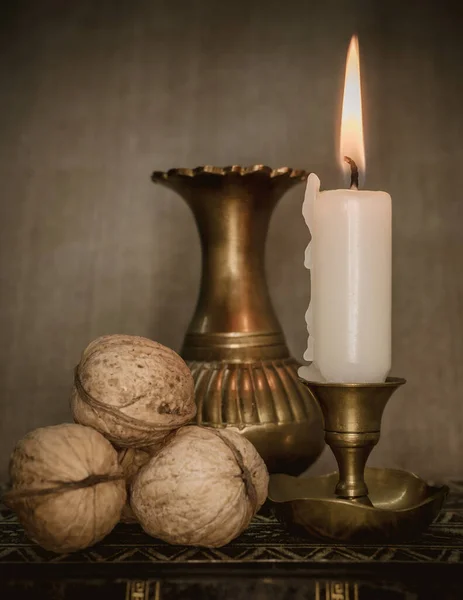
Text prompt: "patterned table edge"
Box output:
[[1, 480, 463, 567]]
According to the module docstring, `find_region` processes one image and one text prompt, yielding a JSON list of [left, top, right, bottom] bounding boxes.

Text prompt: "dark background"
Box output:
[[0, 0, 462, 481]]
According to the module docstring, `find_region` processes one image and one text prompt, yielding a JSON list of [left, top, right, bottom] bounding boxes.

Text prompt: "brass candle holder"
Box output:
[[268, 377, 449, 543], [305, 377, 406, 502]]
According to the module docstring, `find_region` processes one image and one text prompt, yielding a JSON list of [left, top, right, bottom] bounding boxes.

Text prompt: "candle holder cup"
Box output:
[[268, 377, 449, 543]]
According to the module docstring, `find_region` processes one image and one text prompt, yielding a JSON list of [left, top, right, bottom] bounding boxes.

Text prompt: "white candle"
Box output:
[[299, 35, 392, 384], [300, 175, 391, 383]]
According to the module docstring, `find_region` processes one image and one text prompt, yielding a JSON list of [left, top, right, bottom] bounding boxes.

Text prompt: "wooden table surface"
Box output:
[[1, 481, 463, 598]]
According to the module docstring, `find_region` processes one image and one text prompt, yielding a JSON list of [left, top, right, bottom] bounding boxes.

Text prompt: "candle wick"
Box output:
[[344, 156, 359, 189]]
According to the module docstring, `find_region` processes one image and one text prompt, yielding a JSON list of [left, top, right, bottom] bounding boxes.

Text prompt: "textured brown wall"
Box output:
[[0, 0, 462, 481]]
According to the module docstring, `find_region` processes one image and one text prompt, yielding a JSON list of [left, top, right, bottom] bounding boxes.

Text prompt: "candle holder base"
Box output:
[[268, 467, 448, 543], [268, 377, 448, 542]]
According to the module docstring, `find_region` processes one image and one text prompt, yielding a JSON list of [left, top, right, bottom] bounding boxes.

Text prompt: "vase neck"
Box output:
[[155, 171, 306, 361], [186, 184, 286, 360]]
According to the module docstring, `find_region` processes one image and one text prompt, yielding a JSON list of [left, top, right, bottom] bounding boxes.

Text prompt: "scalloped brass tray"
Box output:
[[268, 468, 448, 544]]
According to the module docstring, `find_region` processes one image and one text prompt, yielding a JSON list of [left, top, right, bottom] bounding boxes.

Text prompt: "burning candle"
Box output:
[[299, 35, 392, 384]]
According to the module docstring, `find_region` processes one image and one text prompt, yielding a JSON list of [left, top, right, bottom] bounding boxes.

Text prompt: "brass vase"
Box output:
[[151, 165, 324, 475]]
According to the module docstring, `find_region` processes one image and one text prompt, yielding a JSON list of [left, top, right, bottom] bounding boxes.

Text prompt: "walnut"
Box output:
[[71, 335, 197, 448], [5, 424, 126, 553], [131, 426, 269, 547], [117, 447, 152, 523]]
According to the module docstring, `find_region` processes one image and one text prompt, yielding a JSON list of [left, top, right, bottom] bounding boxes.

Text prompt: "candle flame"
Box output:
[[340, 35, 365, 180]]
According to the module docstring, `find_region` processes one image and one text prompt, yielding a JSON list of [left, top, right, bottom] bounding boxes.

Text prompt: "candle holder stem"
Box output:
[[327, 432, 378, 498]]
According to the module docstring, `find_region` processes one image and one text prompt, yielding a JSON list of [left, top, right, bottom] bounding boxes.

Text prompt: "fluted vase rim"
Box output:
[[151, 165, 309, 183]]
